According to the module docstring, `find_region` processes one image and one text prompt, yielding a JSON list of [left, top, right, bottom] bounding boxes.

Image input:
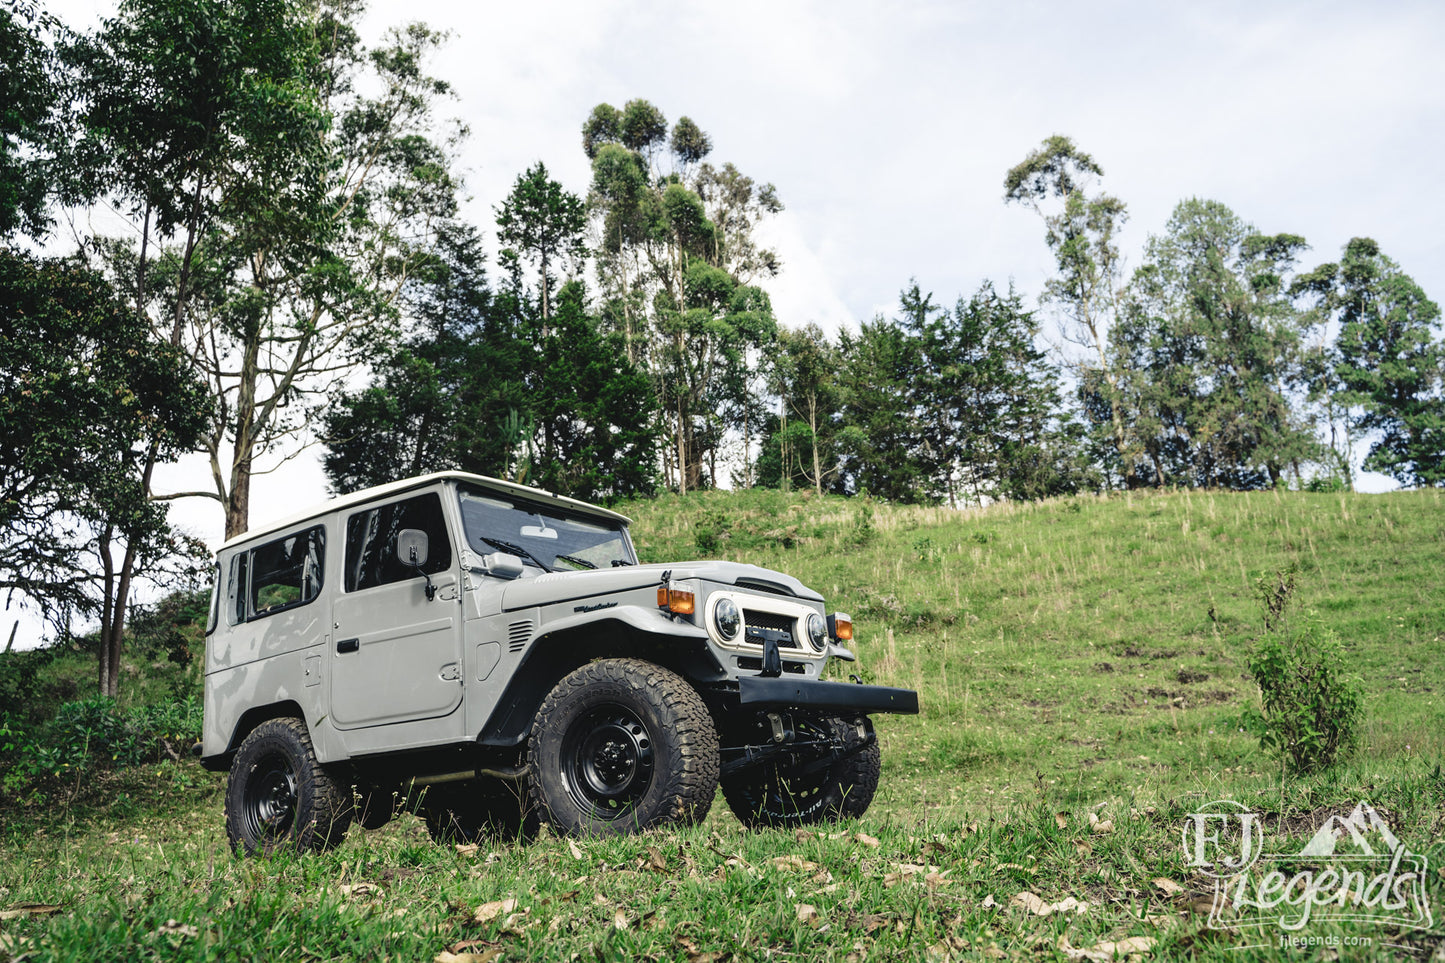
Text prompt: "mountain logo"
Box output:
[[1296, 801, 1399, 858], [1183, 799, 1432, 934]]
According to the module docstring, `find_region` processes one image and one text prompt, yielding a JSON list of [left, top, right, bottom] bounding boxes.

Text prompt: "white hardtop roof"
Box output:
[[219, 471, 632, 551]]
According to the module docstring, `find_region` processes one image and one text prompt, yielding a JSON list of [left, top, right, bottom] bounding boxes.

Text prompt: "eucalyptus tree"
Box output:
[[1295, 238, 1444, 487], [764, 324, 844, 495], [1116, 199, 1318, 488], [1004, 136, 1137, 484], [67, 1, 467, 539], [583, 99, 780, 492]]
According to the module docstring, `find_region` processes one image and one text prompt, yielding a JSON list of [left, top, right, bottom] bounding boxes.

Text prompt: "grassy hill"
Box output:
[[1, 488, 1441, 961]]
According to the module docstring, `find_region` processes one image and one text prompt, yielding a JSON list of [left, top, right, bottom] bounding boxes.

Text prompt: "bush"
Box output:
[[1243, 568, 1363, 774], [0, 696, 202, 798]]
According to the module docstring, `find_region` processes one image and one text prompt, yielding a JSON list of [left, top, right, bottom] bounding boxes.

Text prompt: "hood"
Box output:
[[501, 560, 823, 612]]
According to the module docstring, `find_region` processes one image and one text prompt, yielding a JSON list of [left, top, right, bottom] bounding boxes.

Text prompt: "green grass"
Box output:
[[2, 488, 1442, 960]]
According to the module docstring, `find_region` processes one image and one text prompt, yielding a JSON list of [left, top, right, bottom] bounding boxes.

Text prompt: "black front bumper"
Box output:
[[737, 676, 919, 715]]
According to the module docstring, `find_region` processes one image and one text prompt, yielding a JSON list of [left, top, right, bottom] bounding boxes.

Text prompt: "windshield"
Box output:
[[457, 484, 635, 571]]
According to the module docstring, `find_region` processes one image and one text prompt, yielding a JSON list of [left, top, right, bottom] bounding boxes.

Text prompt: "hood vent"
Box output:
[[507, 620, 534, 653]]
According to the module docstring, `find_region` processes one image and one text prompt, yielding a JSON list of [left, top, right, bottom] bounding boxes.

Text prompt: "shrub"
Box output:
[[1243, 567, 1363, 774], [0, 696, 202, 798]]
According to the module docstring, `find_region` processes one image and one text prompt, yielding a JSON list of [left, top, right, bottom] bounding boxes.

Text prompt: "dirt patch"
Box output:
[[1176, 669, 1210, 684], [1093, 662, 1115, 673], [1119, 645, 1181, 660]]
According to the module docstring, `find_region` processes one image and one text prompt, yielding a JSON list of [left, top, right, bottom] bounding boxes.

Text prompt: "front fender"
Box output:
[[475, 607, 724, 747]]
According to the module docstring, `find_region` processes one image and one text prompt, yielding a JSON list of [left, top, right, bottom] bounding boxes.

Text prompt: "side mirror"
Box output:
[[397, 529, 429, 568], [396, 529, 435, 600], [483, 552, 526, 581]]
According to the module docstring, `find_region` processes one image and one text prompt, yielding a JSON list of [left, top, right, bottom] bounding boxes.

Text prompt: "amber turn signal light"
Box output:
[[827, 613, 853, 641], [657, 584, 695, 615]]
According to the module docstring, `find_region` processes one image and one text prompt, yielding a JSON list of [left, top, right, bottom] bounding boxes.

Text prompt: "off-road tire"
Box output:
[[422, 777, 540, 844], [721, 714, 880, 828], [225, 718, 353, 855], [528, 658, 718, 837]]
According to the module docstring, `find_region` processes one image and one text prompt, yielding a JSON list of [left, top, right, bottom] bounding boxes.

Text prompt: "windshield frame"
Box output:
[[456, 483, 637, 572]]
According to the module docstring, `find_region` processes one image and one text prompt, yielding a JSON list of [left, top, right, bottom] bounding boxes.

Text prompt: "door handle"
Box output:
[[337, 637, 359, 654]]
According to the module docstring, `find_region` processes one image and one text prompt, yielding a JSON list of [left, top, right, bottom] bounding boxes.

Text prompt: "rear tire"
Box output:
[[226, 718, 353, 855], [528, 658, 718, 837], [721, 714, 880, 828]]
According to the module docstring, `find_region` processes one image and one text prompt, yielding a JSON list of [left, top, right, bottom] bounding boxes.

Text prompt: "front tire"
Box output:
[[226, 718, 353, 855], [722, 714, 880, 828], [528, 659, 718, 837]]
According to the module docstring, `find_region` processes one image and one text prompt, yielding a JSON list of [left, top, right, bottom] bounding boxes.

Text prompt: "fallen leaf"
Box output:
[[473, 898, 518, 924], [1058, 935, 1157, 961], [924, 871, 952, 891], [613, 908, 630, 930], [855, 832, 881, 849], [0, 903, 63, 920], [1091, 819, 1115, 835], [154, 920, 199, 939], [645, 846, 667, 872], [435, 951, 502, 963], [1009, 891, 1089, 916], [338, 882, 382, 899], [981, 894, 997, 909], [795, 903, 820, 927], [770, 855, 818, 873], [455, 844, 480, 858], [794, 829, 816, 844], [1010, 892, 1047, 915], [566, 838, 584, 860], [1074, 840, 1094, 857], [1151, 878, 1184, 896], [1055, 812, 1069, 830]]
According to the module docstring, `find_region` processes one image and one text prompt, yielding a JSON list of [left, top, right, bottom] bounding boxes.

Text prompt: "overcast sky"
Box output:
[[12, 0, 1444, 648]]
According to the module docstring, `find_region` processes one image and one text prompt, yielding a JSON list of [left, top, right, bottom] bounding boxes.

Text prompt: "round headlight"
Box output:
[[806, 613, 827, 652], [714, 598, 741, 641]]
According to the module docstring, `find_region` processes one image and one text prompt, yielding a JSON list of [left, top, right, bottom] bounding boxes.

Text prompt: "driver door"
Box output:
[[330, 491, 463, 730]]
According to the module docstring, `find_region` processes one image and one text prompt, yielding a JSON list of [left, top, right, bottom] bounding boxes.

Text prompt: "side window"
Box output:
[[227, 527, 325, 623], [345, 492, 453, 592], [206, 563, 222, 635]]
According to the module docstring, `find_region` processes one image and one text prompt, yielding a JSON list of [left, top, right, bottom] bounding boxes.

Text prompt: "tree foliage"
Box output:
[[1296, 238, 1445, 487], [0, 251, 207, 695], [1114, 199, 1319, 488]]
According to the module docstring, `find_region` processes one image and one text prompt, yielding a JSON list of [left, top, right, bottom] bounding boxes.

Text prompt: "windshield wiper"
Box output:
[[477, 535, 551, 573], [553, 553, 597, 570]]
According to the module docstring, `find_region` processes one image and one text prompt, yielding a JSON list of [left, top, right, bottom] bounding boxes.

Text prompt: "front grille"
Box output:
[[742, 609, 795, 633]]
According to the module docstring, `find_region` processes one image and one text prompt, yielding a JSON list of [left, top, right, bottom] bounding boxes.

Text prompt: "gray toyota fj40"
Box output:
[[201, 471, 918, 853]]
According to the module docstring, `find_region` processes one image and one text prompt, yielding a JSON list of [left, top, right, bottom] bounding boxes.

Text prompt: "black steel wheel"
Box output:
[[528, 659, 718, 837], [225, 718, 352, 855], [422, 776, 540, 845], [721, 714, 880, 828]]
